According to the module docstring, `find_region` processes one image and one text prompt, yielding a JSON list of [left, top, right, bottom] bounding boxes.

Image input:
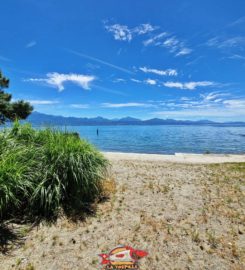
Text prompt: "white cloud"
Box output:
[[143, 33, 192, 56], [180, 97, 191, 101], [201, 92, 228, 101], [203, 92, 220, 101], [105, 24, 132, 41], [130, 77, 164, 86], [101, 102, 154, 108], [163, 81, 216, 90], [223, 99, 245, 108], [163, 37, 192, 56], [145, 79, 157, 85], [26, 41, 37, 48], [206, 37, 220, 47], [25, 72, 95, 91], [131, 78, 141, 83], [184, 81, 216, 90], [153, 108, 245, 120], [164, 82, 184, 89], [113, 78, 126, 83], [221, 37, 245, 48], [133, 23, 158, 35], [213, 98, 223, 103], [143, 32, 168, 46], [27, 100, 59, 105], [176, 48, 192, 56], [105, 22, 191, 56], [163, 37, 179, 47], [227, 54, 245, 60], [139, 66, 178, 76], [151, 96, 245, 119], [70, 104, 89, 109], [207, 36, 245, 49], [150, 93, 245, 120], [105, 23, 157, 42]]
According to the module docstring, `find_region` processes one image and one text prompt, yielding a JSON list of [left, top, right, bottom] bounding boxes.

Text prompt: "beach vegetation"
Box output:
[[0, 122, 108, 220]]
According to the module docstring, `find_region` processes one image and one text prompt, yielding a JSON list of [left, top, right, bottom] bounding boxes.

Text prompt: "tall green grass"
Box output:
[[0, 122, 108, 219]]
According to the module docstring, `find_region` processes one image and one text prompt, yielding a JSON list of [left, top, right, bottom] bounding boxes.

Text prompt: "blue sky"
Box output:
[[1, 0, 245, 121]]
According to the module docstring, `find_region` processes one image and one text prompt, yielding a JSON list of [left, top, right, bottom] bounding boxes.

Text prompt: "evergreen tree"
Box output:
[[0, 70, 33, 124]]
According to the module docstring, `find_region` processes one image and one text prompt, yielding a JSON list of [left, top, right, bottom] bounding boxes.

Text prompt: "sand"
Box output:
[[104, 152, 245, 164], [1, 153, 245, 270]]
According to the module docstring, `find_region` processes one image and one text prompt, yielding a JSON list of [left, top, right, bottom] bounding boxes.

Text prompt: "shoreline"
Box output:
[[103, 151, 245, 163]]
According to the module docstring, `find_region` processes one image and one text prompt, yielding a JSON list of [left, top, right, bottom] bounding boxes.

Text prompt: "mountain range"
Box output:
[[25, 112, 245, 126]]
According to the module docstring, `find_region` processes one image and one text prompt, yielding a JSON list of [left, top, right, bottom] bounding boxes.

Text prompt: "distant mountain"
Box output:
[[26, 111, 245, 126], [118, 117, 140, 122]]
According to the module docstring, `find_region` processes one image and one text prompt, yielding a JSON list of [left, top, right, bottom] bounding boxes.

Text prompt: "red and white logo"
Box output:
[[99, 245, 148, 269]]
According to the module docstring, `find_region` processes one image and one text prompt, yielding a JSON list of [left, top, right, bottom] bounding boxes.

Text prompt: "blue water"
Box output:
[[61, 125, 245, 154]]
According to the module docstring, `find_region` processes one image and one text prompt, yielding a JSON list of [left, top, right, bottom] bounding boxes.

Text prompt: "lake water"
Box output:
[[61, 125, 245, 154]]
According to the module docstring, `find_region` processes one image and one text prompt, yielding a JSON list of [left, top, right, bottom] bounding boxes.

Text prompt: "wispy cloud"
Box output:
[[147, 92, 227, 111], [70, 104, 90, 109], [0, 55, 11, 62], [163, 81, 216, 90], [177, 92, 230, 108], [143, 32, 168, 46], [186, 56, 204, 66], [104, 23, 157, 42], [207, 36, 245, 49], [201, 91, 228, 102], [26, 41, 37, 48], [25, 72, 95, 91], [27, 100, 59, 105], [163, 37, 179, 48], [101, 102, 155, 108], [105, 22, 192, 57], [176, 48, 192, 56], [151, 94, 245, 120], [105, 24, 132, 41], [139, 66, 178, 76], [153, 108, 245, 119], [223, 99, 245, 108], [66, 49, 133, 74], [130, 77, 158, 85], [143, 33, 192, 56], [98, 92, 245, 120], [92, 91, 239, 120], [113, 78, 126, 83], [228, 16, 245, 27], [145, 79, 157, 85], [131, 78, 141, 83], [163, 37, 192, 56], [227, 54, 245, 61], [134, 24, 157, 35]]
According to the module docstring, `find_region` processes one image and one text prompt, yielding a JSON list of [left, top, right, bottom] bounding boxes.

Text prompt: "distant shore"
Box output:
[[103, 151, 245, 163]]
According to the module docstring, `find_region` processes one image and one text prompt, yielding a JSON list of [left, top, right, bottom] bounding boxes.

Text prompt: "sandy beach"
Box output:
[[104, 152, 245, 164], [1, 153, 244, 270]]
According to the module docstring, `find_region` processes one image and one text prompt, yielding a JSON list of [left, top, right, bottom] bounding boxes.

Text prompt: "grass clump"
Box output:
[[0, 122, 108, 219]]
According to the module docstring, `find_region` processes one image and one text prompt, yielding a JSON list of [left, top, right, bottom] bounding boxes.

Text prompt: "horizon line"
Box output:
[[27, 111, 245, 124]]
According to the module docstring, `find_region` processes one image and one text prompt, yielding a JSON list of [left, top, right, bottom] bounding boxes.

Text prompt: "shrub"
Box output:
[[0, 122, 108, 219]]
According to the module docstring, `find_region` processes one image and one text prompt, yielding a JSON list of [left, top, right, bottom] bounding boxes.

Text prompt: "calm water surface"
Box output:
[[60, 125, 245, 154]]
